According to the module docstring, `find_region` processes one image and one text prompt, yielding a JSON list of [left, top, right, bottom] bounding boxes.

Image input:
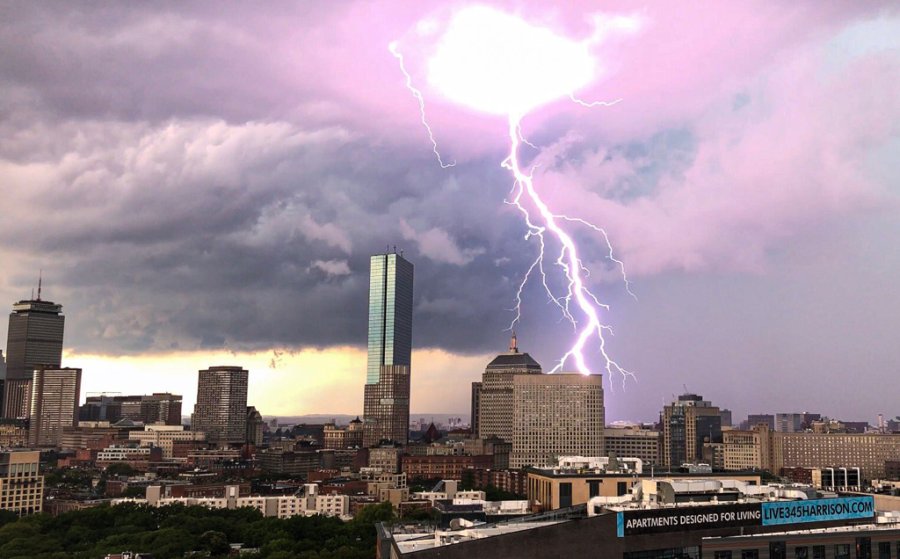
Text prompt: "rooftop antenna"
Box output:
[[683, 384, 688, 394], [37, 270, 42, 301]]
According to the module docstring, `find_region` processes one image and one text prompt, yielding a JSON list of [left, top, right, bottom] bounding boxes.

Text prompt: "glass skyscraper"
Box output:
[[366, 253, 413, 385], [363, 252, 413, 447]]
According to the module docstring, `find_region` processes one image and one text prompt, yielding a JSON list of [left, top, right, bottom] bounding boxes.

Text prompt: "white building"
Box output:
[[112, 483, 349, 519], [129, 425, 206, 459]]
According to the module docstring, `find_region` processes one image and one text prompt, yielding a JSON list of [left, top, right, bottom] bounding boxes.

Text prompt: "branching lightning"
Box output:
[[503, 113, 635, 386], [390, 7, 638, 387], [389, 42, 455, 169]]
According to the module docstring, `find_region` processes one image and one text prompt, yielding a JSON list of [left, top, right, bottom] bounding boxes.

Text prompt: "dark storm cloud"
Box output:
[[2, 2, 899, 424]]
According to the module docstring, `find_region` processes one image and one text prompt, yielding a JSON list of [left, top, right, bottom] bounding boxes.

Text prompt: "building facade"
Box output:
[[772, 432, 900, 480], [0, 451, 43, 515], [128, 425, 206, 458], [604, 426, 660, 466], [775, 413, 804, 433], [28, 366, 81, 447], [722, 424, 772, 471], [662, 393, 722, 467], [476, 334, 542, 443], [363, 253, 414, 447], [510, 374, 604, 469], [140, 393, 182, 425], [3, 295, 65, 419], [191, 366, 249, 446]]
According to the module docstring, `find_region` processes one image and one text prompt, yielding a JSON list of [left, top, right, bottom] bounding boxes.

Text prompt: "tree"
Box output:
[[199, 530, 230, 557]]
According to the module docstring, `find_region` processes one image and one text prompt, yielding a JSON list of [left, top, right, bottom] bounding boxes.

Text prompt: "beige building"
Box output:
[[475, 334, 542, 442], [722, 424, 772, 471], [511, 373, 604, 469], [129, 424, 207, 458], [0, 451, 44, 515], [604, 427, 660, 465], [323, 417, 364, 450], [28, 366, 81, 447], [773, 432, 900, 480]]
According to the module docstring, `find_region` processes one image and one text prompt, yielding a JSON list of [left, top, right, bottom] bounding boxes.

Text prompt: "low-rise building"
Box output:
[[604, 426, 660, 466], [114, 483, 349, 519], [403, 454, 494, 481], [128, 425, 206, 459]]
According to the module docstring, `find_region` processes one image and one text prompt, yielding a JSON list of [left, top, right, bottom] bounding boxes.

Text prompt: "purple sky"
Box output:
[[0, 2, 898, 423]]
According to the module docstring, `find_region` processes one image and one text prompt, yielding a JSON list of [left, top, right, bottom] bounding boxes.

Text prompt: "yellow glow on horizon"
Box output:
[[64, 346, 492, 417]]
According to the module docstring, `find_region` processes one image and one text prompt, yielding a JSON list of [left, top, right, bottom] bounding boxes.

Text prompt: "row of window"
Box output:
[[713, 540, 899, 559]]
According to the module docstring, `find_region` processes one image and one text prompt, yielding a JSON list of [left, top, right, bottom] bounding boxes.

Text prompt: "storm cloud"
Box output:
[[1, 2, 898, 421]]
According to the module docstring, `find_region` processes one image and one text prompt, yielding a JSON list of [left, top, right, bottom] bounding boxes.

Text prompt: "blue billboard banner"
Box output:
[[761, 496, 875, 526]]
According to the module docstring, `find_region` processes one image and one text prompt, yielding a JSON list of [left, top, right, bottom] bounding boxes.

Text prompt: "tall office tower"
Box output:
[[0, 350, 6, 414], [140, 393, 183, 425], [510, 373, 605, 469], [28, 366, 82, 447], [3, 287, 65, 419], [775, 413, 804, 433], [470, 381, 482, 435], [362, 252, 414, 447], [661, 393, 722, 468], [476, 334, 541, 442], [191, 366, 249, 446]]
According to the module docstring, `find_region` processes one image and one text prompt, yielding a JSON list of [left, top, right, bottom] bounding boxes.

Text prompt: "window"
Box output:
[[559, 483, 572, 508], [715, 551, 733, 559], [588, 480, 602, 498], [859, 538, 872, 559], [741, 550, 760, 559], [770, 542, 786, 559], [617, 481, 628, 496], [836, 544, 852, 559], [878, 542, 890, 559], [813, 546, 826, 559], [795, 547, 809, 559]]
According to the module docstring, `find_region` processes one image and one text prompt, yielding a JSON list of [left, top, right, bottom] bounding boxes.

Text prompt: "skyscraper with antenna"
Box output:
[[2, 273, 65, 419]]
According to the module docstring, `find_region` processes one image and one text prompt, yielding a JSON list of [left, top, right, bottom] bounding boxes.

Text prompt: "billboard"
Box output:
[[616, 496, 875, 537], [761, 497, 875, 526]]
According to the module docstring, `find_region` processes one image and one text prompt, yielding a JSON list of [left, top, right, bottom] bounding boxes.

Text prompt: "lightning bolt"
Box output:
[[389, 41, 635, 387], [389, 42, 455, 169], [504, 113, 635, 387]]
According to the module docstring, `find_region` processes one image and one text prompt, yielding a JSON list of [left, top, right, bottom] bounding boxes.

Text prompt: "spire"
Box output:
[[37, 270, 42, 301], [509, 331, 518, 353]]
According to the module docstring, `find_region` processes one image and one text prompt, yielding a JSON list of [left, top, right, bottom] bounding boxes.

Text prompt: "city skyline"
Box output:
[[0, 3, 898, 423]]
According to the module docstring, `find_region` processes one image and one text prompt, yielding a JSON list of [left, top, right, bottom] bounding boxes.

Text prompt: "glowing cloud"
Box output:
[[427, 6, 596, 117]]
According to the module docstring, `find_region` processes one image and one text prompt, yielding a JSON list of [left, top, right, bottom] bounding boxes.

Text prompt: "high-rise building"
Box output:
[[363, 252, 413, 447], [476, 334, 542, 442], [470, 381, 482, 435], [0, 451, 44, 515], [3, 289, 65, 419], [661, 393, 722, 467], [246, 406, 264, 446], [510, 373, 605, 469], [745, 414, 775, 430], [79, 393, 182, 425], [191, 366, 249, 446], [775, 413, 804, 433], [28, 366, 82, 447], [0, 350, 6, 412]]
